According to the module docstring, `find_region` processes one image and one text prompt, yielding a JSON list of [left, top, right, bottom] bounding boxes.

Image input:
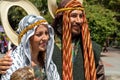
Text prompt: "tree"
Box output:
[[84, 3, 117, 45], [8, 6, 27, 30]]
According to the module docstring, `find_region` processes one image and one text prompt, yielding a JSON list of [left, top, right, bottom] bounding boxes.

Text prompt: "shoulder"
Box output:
[[92, 41, 102, 65], [92, 41, 102, 55]]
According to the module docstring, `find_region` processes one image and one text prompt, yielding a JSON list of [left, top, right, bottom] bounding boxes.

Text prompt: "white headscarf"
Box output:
[[1, 15, 60, 80]]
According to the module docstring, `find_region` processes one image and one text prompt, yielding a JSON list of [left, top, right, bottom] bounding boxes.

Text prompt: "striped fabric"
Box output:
[[62, 10, 73, 80]]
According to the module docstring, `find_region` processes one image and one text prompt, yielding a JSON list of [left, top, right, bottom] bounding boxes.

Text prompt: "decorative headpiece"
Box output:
[[55, 7, 84, 14], [48, 0, 83, 18], [18, 20, 46, 43]]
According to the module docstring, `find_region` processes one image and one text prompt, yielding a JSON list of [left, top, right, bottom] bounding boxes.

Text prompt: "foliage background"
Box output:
[[0, 0, 120, 46]]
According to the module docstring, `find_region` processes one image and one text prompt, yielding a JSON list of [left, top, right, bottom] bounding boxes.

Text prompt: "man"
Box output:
[[52, 0, 105, 80], [0, 0, 105, 80]]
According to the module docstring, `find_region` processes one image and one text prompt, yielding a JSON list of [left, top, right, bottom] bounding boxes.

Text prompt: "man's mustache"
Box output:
[[71, 22, 83, 27]]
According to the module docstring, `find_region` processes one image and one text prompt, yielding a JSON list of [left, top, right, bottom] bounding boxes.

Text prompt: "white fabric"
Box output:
[[1, 15, 60, 80]]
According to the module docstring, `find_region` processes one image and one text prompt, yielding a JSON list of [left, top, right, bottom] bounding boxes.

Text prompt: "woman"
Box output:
[[0, 15, 60, 80]]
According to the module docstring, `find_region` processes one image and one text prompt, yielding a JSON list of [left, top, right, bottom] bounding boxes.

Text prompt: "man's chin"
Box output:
[[72, 31, 81, 38], [72, 30, 80, 35]]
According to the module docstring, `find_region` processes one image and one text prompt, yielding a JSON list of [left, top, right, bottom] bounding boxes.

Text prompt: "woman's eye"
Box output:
[[45, 31, 49, 35], [35, 32, 42, 37]]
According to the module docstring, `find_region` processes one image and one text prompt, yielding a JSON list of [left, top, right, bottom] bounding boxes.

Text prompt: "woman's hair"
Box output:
[[10, 66, 35, 80], [37, 51, 45, 67], [52, 15, 63, 35]]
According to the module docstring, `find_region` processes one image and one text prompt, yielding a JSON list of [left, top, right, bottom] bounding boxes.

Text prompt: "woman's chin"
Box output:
[[39, 48, 46, 52]]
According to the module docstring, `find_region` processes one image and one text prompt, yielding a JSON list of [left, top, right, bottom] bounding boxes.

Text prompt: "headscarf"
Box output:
[[53, 0, 96, 80], [1, 15, 60, 80]]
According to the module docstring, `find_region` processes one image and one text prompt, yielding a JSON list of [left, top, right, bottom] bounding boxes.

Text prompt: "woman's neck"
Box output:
[[31, 50, 39, 65], [31, 50, 45, 67]]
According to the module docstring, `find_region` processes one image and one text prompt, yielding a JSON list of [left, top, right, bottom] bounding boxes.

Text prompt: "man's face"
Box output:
[[69, 10, 84, 36]]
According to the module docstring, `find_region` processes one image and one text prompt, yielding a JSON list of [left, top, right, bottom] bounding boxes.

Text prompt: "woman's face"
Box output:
[[30, 24, 49, 52]]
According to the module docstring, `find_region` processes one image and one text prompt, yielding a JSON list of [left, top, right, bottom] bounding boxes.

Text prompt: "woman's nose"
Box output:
[[42, 34, 49, 41]]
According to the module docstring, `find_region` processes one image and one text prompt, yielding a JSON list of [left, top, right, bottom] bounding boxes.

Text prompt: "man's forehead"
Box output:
[[70, 10, 83, 14]]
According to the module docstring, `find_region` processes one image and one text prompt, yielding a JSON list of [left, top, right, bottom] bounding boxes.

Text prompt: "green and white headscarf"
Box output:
[[1, 15, 60, 80]]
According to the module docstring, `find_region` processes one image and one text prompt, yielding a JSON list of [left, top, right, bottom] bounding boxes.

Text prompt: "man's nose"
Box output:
[[76, 16, 81, 23]]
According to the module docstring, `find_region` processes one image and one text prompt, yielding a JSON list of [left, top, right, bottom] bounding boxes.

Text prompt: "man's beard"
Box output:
[[71, 22, 82, 38]]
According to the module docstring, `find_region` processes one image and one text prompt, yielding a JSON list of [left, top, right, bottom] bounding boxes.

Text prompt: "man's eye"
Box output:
[[71, 14, 77, 18], [79, 14, 83, 18]]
